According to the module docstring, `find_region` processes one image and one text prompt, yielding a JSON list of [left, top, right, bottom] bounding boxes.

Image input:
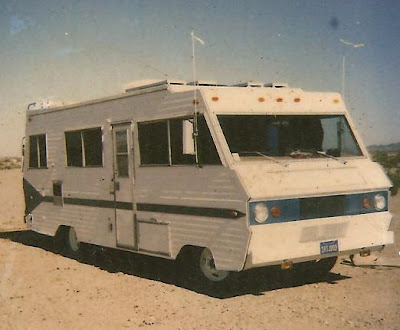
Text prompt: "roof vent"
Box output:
[[265, 82, 289, 88], [125, 79, 165, 92], [27, 99, 65, 110], [232, 82, 264, 88], [167, 80, 187, 86], [187, 80, 226, 87]]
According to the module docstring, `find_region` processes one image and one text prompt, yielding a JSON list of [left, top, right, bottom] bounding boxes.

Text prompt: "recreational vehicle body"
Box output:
[[23, 80, 394, 284]]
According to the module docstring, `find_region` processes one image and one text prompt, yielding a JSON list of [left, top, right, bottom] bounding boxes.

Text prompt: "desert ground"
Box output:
[[0, 169, 399, 329]]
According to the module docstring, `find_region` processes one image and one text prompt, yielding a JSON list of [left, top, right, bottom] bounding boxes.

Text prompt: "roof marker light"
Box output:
[[334, 99, 340, 104], [193, 99, 200, 105], [294, 98, 301, 103], [276, 98, 283, 102], [258, 97, 265, 102], [212, 96, 219, 102]]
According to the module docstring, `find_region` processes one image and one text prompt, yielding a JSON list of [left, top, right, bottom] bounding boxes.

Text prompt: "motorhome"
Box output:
[[23, 80, 394, 284]]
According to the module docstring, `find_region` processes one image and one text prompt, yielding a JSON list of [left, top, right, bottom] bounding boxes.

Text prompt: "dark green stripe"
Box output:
[[137, 203, 245, 219], [41, 196, 243, 218], [65, 198, 133, 210], [42, 196, 133, 210], [64, 198, 114, 208]]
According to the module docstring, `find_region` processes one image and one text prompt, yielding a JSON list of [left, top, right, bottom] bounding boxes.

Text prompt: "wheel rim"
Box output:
[[199, 248, 229, 282], [68, 227, 80, 252]]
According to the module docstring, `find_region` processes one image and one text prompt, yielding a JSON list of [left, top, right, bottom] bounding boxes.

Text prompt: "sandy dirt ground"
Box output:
[[0, 169, 399, 329]]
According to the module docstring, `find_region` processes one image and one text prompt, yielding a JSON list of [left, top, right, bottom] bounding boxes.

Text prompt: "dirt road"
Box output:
[[1, 169, 399, 329]]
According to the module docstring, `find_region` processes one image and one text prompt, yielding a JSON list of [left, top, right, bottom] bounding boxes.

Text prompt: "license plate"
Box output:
[[320, 240, 339, 255]]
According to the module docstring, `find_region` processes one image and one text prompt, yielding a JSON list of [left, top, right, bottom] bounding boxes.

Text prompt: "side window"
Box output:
[[29, 134, 47, 168], [83, 129, 103, 166], [138, 116, 221, 166], [65, 127, 103, 167], [65, 131, 83, 166], [170, 119, 196, 165], [197, 116, 221, 165], [138, 121, 169, 165]]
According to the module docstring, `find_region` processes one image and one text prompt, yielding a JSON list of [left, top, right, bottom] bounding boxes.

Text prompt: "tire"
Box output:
[[198, 248, 230, 283], [178, 247, 231, 288], [294, 256, 337, 280], [54, 226, 81, 257]]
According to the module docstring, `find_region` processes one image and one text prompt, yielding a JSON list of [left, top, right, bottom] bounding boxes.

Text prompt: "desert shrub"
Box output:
[[388, 172, 400, 196], [0, 157, 22, 170], [372, 151, 399, 196]]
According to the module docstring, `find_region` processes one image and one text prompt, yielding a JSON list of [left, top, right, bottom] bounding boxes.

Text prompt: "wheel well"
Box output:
[[176, 245, 205, 262], [54, 225, 69, 238]]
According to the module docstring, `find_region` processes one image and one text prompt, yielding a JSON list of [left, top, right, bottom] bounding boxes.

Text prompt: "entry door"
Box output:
[[112, 123, 136, 249]]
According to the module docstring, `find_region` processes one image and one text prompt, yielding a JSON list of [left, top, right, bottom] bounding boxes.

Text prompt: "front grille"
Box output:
[[300, 195, 346, 220], [248, 190, 388, 226]]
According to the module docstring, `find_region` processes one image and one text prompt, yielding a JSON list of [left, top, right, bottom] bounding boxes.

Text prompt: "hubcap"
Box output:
[[68, 227, 80, 252], [199, 248, 229, 282]]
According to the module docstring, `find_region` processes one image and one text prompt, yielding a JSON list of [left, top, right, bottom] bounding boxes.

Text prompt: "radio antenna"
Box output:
[[191, 30, 205, 164]]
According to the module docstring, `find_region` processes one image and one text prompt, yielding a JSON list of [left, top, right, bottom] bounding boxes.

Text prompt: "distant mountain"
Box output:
[[368, 142, 400, 152]]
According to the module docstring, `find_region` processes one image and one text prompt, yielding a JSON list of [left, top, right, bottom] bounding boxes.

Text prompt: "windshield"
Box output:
[[218, 115, 362, 158]]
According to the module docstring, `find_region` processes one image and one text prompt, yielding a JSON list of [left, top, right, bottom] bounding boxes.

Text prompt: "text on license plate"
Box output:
[[320, 240, 339, 255]]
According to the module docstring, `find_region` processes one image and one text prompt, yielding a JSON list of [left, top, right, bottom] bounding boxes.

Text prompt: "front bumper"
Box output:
[[243, 212, 393, 270]]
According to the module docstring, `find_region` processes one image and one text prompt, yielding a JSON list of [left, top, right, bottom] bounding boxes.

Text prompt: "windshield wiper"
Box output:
[[317, 151, 347, 165], [240, 151, 288, 167]]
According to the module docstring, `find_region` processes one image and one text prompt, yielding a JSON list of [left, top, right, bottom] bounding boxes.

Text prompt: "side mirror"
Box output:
[[182, 119, 195, 155], [21, 136, 25, 157]]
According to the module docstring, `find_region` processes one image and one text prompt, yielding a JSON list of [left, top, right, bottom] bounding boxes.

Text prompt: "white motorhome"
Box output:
[[23, 80, 394, 284]]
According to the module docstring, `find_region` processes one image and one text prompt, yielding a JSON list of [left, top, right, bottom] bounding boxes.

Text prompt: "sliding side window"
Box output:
[[65, 128, 103, 167], [138, 116, 221, 166], [137, 121, 169, 165], [29, 134, 47, 168]]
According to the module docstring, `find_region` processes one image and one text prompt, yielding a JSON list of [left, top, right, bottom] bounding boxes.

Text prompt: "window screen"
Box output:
[[65, 131, 83, 166], [83, 129, 103, 166], [138, 121, 169, 165], [65, 127, 103, 167], [29, 134, 47, 168]]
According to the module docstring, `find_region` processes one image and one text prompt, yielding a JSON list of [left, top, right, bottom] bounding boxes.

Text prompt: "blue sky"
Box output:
[[1, 0, 399, 156]]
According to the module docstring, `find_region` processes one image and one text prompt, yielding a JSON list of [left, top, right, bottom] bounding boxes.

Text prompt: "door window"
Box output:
[[115, 129, 129, 177]]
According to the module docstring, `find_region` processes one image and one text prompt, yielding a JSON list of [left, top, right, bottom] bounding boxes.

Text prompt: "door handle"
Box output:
[[110, 179, 120, 194]]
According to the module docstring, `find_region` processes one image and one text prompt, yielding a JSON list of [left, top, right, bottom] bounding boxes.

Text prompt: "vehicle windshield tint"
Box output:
[[218, 115, 362, 158]]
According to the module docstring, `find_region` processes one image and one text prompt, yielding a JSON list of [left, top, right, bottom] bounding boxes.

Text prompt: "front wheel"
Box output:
[[294, 256, 338, 280], [177, 247, 231, 288], [198, 248, 230, 283]]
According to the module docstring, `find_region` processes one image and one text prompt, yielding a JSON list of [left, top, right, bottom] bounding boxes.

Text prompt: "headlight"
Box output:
[[254, 203, 269, 223], [374, 194, 386, 211]]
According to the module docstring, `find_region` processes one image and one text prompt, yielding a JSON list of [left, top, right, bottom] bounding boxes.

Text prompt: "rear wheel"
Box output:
[[54, 226, 81, 257]]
